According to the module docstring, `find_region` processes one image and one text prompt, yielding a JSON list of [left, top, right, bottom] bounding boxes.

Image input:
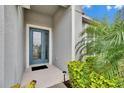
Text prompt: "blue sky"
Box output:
[[82, 5, 124, 23]]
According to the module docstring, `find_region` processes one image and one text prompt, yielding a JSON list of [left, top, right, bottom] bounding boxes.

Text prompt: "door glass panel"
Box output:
[[32, 32, 41, 60], [45, 32, 49, 60]]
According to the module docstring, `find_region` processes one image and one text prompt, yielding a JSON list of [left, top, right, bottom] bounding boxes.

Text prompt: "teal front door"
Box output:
[[29, 27, 49, 65]]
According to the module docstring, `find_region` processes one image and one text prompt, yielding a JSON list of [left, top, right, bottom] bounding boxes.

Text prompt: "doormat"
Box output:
[[32, 65, 48, 71]]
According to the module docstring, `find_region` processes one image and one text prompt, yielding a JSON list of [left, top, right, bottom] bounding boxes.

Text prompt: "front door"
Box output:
[[29, 27, 49, 65]]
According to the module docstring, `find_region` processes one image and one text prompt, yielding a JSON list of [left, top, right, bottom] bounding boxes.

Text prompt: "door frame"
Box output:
[[26, 24, 52, 68]]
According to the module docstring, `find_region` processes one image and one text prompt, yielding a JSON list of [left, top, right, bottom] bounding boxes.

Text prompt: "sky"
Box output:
[[82, 5, 124, 23]]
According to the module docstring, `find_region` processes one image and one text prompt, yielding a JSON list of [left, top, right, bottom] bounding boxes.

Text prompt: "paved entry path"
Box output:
[[21, 65, 68, 88], [49, 83, 67, 88]]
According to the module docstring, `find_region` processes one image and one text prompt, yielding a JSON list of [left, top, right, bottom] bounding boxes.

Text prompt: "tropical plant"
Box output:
[[68, 59, 124, 88], [116, 7, 124, 20], [76, 19, 109, 59], [76, 14, 124, 78]]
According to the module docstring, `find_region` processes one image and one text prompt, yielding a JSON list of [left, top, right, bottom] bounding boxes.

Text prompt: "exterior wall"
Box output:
[[24, 6, 73, 72], [53, 6, 72, 72], [0, 5, 86, 87], [24, 8, 53, 68], [16, 6, 25, 84], [24, 9, 53, 28], [74, 5, 84, 60], [4, 5, 25, 87], [0, 5, 4, 88]]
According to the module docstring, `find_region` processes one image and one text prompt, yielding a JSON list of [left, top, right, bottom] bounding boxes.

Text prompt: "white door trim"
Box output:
[[26, 24, 52, 68]]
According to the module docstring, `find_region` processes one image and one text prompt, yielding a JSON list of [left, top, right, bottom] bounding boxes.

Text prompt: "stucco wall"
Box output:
[[53, 6, 72, 72], [0, 5, 4, 88], [24, 9, 53, 28], [24, 6, 72, 72], [16, 6, 25, 85], [4, 5, 25, 87], [24, 8, 53, 68], [74, 5, 84, 60]]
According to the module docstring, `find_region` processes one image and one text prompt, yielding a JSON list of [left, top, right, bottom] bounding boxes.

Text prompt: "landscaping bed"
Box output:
[[68, 57, 124, 88], [63, 80, 72, 88]]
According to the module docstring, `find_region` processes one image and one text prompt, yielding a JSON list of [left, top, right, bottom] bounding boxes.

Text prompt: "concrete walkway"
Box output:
[[49, 83, 67, 88], [21, 65, 68, 88]]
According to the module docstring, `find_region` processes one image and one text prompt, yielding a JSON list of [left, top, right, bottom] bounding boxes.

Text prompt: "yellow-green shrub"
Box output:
[[68, 57, 124, 88], [11, 80, 37, 88]]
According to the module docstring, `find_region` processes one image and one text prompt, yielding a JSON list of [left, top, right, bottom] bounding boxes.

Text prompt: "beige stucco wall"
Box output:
[[24, 6, 73, 72], [4, 5, 25, 87], [0, 5, 4, 88], [74, 5, 84, 60], [0, 5, 85, 87], [24, 9, 53, 28], [53, 6, 72, 72]]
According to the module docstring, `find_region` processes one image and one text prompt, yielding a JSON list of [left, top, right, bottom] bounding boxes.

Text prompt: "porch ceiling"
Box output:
[[30, 5, 59, 16]]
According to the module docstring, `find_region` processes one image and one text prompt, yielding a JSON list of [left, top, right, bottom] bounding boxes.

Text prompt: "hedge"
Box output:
[[68, 57, 124, 88]]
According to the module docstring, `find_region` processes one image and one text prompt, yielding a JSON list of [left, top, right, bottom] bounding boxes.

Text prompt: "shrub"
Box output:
[[68, 57, 124, 88], [68, 61, 88, 88], [11, 80, 37, 88], [89, 72, 116, 88]]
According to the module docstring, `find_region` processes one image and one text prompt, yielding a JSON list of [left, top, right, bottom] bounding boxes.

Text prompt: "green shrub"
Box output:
[[89, 72, 116, 88], [68, 57, 124, 88], [11, 80, 37, 88], [68, 61, 89, 88]]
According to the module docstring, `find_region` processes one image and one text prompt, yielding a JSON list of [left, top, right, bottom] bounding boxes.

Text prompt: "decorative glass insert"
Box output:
[[32, 32, 41, 60]]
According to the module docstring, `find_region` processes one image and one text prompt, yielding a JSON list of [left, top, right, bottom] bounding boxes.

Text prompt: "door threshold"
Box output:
[[30, 63, 49, 68]]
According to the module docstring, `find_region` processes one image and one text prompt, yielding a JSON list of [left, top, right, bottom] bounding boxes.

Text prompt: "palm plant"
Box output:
[[76, 21, 108, 60], [76, 14, 124, 78]]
